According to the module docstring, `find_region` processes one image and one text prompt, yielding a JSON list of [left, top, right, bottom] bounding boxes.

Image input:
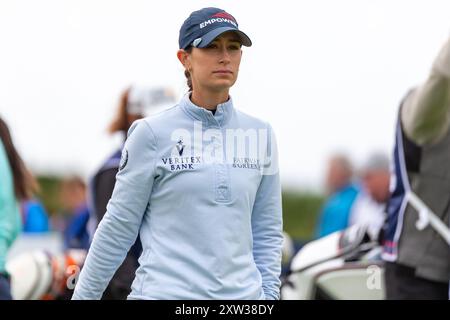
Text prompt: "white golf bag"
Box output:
[[5, 249, 86, 300], [281, 225, 384, 300]]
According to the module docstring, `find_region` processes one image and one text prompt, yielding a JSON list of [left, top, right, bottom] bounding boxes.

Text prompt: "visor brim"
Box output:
[[195, 27, 252, 48]]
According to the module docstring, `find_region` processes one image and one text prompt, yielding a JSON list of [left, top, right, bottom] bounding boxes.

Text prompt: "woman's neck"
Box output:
[[190, 89, 229, 111]]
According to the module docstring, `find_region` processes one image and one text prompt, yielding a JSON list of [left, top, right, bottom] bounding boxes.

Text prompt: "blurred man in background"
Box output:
[[60, 176, 90, 250], [349, 152, 390, 241], [315, 154, 359, 238], [383, 36, 450, 299]]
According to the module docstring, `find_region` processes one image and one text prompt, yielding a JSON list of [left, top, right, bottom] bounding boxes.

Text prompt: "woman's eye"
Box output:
[[206, 43, 218, 49], [229, 45, 240, 50]]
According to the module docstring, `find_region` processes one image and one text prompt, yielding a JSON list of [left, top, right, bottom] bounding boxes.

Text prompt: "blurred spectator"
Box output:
[[315, 154, 359, 238], [0, 116, 39, 300], [20, 199, 50, 233], [60, 176, 90, 250], [349, 152, 390, 240], [87, 86, 147, 236], [383, 36, 450, 299]]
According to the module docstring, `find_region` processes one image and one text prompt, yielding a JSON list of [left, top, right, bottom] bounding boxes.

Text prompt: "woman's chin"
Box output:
[[208, 80, 235, 91]]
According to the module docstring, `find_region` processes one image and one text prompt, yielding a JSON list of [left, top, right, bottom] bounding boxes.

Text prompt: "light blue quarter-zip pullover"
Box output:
[[72, 94, 283, 300]]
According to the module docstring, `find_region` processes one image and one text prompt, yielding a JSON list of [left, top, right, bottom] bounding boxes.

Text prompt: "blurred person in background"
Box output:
[[383, 36, 450, 299], [0, 116, 39, 299], [349, 152, 390, 241], [20, 199, 50, 233], [88, 85, 174, 239], [315, 154, 359, 238], [73, 7, 282, 300], [60, 176, 90, 251]]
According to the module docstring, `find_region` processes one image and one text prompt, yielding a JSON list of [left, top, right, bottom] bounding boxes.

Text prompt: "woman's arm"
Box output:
[[251, 124, 283, 300], [401, 37, 450, 145], [72, 120, 158, 299]]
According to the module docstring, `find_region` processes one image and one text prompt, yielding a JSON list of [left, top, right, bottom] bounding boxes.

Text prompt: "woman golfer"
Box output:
[[73, 7, 283, 300]]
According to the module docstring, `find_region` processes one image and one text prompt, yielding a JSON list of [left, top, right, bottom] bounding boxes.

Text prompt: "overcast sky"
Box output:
[[1, 0, 449, 191]]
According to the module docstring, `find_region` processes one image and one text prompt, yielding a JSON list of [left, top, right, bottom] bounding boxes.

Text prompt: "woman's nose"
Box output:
[[219, 48, 231, 64]]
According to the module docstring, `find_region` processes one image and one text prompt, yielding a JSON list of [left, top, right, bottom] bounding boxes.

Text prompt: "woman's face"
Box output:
[[180, 32, 242, 93]]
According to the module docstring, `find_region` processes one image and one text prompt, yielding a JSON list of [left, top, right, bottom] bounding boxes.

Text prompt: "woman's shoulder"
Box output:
[[0, 139, 14, 185], [126, 104, 185, 144], [141, 104, 182, 128], [125, 104, 179, 134], [233, 108, 272, 130]]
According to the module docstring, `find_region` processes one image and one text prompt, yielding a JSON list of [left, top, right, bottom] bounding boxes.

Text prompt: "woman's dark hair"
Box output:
[[184, 47, 193, 92], [0, 116, 39, 200], [108, 87, 145, 136], [108, 88, 131, 134]]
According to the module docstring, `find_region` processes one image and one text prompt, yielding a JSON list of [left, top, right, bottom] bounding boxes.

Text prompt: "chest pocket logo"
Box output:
[[232, 157, 261, 170], [161, 156, 203, 171]]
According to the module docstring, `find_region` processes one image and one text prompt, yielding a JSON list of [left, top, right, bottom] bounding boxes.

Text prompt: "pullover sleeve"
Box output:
[[72, 120, 157, 299], [251, 124, 283, 300]]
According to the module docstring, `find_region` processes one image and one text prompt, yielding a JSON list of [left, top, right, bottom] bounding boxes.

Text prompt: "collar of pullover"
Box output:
[[180, 93, 234, 127]]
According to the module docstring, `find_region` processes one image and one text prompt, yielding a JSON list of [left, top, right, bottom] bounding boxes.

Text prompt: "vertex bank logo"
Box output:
[[161, 155, 202, 171], [161, 137, 202, 171], [199, 12, 237, 29]]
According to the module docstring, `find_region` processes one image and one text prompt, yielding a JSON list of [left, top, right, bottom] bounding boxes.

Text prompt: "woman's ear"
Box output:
[[177, 49, 190, 69]]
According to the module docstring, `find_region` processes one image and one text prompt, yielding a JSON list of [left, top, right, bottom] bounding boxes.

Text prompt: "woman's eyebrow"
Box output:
[[212, 38, 241, 43]]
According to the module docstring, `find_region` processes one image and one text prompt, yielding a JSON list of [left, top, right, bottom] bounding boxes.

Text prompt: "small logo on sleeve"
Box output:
[[119, 149, 128, 171]]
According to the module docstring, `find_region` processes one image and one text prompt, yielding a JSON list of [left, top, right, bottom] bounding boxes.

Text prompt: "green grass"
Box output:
[[282, 190, 324, 241], [36, 176, 64, 215]]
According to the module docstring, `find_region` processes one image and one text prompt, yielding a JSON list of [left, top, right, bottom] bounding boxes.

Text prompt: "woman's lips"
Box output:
[[213, 70, 233, 74]]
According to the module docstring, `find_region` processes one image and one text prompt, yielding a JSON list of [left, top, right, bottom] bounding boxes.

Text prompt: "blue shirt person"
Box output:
[[315, 154, 359, 238], [21, 199, 50, 233], [315, 184, 359, 238]]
